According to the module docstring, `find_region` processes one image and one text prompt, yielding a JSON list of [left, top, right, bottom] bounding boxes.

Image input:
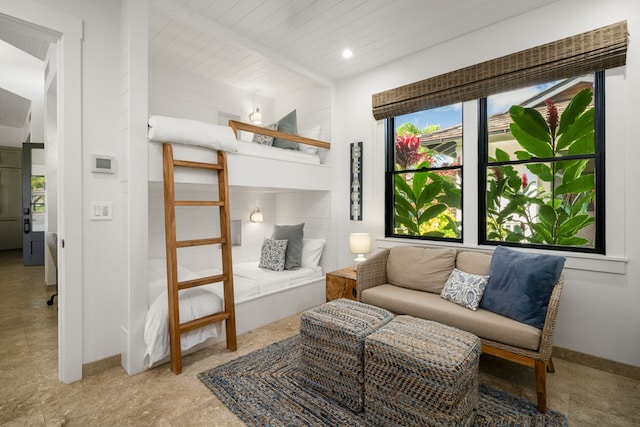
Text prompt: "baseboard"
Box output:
[[82, 354, 121, 378], [554, 346, 640, 380]]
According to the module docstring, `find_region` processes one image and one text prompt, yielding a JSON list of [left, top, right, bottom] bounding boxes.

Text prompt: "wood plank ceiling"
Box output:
[[149, 0, 558, 97]]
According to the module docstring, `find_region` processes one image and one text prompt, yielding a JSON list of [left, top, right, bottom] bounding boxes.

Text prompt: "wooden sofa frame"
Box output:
[[356, 248, 564, 413]]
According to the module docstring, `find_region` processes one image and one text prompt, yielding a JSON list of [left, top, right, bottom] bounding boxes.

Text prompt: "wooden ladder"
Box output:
[[162, 143, 237, 374]]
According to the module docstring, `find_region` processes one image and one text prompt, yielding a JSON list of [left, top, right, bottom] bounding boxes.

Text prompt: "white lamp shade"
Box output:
[[349, 233, 371, 254], [250, 207, 263, 222], [250, 108, 262, 124]]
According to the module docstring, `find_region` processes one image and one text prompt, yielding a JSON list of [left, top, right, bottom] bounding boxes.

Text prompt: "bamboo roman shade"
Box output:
[[372, 21, 628, 120]]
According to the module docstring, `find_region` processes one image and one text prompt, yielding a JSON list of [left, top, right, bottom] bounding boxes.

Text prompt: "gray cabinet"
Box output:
[[0, 147, 22, 250]]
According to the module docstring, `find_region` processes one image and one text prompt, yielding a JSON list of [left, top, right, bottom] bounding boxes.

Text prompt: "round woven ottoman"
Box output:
[[364, 315, 481, 426], [299, 298, 394, 412]]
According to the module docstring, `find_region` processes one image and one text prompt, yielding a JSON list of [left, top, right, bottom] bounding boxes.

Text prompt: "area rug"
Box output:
[[198, 335, 568, 426]]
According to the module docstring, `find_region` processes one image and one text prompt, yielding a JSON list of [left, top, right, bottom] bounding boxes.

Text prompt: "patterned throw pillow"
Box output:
[[252, 123, 278, 146], [440, 268, 489, 311], [258, 238, 288, 271]]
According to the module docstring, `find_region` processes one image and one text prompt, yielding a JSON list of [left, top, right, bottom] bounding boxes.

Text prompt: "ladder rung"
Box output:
[[178, 274, 225, 291], [175, 200, 224, 207], [180, 311, 231, 333], [176, 237, 226, 248], [174, 159, 223, 170]]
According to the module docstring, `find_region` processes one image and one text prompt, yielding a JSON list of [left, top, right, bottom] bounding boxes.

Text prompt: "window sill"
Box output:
[[376, 238, 627, 275]]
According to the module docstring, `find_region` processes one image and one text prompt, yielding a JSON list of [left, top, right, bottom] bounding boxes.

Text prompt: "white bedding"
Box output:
[[236, 140, 321, 165], [143, 283, 223, 368], [144, 260, 323, 368], [148, 115, 238, 152]]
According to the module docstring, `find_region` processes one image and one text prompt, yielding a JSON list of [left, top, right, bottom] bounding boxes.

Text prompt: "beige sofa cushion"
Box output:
[[387, 246, 456, 293], [361, 284, 542, 351], [456, 251, 492, 275]]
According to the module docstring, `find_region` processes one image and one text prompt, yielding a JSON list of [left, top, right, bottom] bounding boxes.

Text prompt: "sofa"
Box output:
[[356, 245, 565, 413]]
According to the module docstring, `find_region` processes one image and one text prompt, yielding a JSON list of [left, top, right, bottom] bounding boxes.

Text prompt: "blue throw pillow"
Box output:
[[479, 246, 565, 329]]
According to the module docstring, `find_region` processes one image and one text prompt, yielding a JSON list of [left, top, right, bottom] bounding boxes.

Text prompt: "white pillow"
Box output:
[[300, 238, 326, 268], [298, 126, 322, 155], [147, 115, 238, 153]]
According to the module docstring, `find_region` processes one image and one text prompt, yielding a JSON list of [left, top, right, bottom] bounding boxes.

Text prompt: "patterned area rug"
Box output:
[[198, 335, 568, 427]]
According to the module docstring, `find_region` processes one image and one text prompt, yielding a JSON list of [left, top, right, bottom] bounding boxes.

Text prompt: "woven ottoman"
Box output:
[[365, 315, 481, 427], [299, 298, 394, 412]]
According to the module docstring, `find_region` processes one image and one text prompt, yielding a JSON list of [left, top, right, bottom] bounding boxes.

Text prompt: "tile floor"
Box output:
[[1, 249, 639, 426]]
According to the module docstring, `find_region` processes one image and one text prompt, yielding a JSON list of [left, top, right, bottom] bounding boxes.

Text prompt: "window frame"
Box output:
[[478, 71, 605, 254], [384, 117, 464, 243], [384, 71, 606, 254]]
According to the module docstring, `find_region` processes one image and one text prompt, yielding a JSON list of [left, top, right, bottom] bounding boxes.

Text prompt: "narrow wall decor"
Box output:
[[350, 141, 363, 221]]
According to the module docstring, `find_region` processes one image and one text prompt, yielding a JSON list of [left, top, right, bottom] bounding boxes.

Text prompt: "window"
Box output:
[[479, 73, 604, 253], [378, 22, 625, 254], [386, 104, 463, 241]]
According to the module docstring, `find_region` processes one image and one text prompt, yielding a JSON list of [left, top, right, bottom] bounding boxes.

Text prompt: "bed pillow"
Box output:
[[298, 125, 321, 154], [258, 238, 288, 272], [301, 238, 326, 268], [252, 123, 277, 146], [272, 223, 305, 270], [273, 110, 299, 150], [440, 268, 489, 311], [479, 246, 565, 329]]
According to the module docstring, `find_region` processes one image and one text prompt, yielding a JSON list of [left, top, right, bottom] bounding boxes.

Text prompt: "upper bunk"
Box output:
[[147, 115, 332, 192]]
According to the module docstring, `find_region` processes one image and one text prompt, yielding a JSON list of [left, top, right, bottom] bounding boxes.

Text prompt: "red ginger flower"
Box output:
[[395, 132, 427, 170], [545, 99, 558, 141]]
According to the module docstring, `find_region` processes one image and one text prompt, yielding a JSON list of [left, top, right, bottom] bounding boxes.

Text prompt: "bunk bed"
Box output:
[[148, 116, 332, 191], [145, 115, 331, 370]]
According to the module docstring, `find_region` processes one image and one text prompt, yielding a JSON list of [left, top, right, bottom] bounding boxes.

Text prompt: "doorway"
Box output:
[[1, 4, 83, 383], [22, 142, 45, 266]]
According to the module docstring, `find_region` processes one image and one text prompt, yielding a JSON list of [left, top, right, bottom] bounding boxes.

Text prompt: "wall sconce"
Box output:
[[349, 232, 371, 270], [249, 207, 263, 223], [249, 108, 262, 124]]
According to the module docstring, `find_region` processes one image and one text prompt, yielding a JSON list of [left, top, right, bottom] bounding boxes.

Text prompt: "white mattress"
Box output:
[[236, 140, 321, 165], [144, 260, 323, 368]]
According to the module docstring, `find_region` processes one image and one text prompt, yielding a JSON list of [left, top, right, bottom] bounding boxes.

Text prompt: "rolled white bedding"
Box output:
[[148, 115, 238, 153]]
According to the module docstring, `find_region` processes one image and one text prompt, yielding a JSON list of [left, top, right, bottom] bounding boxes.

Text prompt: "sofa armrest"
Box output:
[[538, 275, 564, 362], [356, 249, 390, 301]]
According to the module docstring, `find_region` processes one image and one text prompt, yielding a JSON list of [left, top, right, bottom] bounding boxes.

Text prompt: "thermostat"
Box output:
[[91, 154, 115, 174]]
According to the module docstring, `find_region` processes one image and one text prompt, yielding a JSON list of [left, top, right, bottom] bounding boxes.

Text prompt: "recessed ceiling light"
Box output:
[[342, 49, 353, 59]]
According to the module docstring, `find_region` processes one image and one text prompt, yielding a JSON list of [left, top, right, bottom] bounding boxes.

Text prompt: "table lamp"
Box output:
[[349, 233, 371, 270]]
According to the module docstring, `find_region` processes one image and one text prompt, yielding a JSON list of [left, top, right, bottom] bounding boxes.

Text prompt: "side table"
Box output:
[[326, 267, 358, 301]]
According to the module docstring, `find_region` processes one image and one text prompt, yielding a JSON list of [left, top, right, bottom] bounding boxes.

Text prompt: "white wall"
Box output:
[[149, 63, 275, 128], [333, 0, 640, 367], [0, 40, 45, 145], [28, 0, 124, 365], [44, 44, 58, 286]]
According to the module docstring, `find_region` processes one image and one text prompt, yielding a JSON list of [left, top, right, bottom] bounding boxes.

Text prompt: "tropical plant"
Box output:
[[393, 132, 461, 238], [486, 87, 596, 247]]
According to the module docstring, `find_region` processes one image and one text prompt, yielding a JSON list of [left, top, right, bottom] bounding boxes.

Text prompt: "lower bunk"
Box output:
[[144, 260, 325, 369]]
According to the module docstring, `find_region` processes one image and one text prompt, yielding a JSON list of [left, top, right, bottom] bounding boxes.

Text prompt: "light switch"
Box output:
[[90, 202, 113, 220]]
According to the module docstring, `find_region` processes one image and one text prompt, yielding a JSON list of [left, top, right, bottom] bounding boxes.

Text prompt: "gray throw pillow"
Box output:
[[258, 238, 288, 271], [272, 223, 304, 270], [272, 110, 299, 150]]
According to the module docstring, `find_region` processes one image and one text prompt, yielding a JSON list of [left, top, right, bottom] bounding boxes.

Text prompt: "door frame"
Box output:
[[0, 2, 84, 383]]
